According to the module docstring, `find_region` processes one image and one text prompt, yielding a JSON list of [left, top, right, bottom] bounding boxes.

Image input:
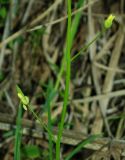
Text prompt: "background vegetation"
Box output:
[[0, 0, 125, 159]]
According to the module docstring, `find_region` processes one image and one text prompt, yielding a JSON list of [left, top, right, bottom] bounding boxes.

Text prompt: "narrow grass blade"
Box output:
[[55, 0, 85, 91], [44, 81, 56, 160], [14, 103, 22, 160], [70, 0, 84, 45], [56, 0, 72, 159]]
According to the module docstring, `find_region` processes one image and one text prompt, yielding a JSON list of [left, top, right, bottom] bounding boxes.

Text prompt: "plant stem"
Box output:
[[56, 0, 71, 159], [14, 103, 22, 160], [48, 100, 53, 160], [71, 32, 101, 61], [46, 89, 55, 160], [28, 104, 56, 143]]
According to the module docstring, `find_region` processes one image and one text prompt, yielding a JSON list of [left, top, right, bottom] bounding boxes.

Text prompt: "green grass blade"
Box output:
[[55, 0, 85, 159], [14, 103, 22, 160], [65, 135, 101, 160], [47, 94, 53, 160], [55, 0, 85, 91], [70, 0, 84, 45], [56, 0, 72, 159], [44, 81, 56, 160]]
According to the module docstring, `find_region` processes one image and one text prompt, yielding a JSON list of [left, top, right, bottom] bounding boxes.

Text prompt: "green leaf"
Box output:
[[0, 7, 7, 18], [21, 145, 41, 159]]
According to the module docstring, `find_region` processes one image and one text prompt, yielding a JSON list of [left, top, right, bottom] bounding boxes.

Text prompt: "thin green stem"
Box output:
[[28, 104, 56, 143], [56, 0, 71, 159], [47, 89, 55, 160], [48, 101, 53, 160], [71, 32, 101, 62], [14, 103, 22, 160]]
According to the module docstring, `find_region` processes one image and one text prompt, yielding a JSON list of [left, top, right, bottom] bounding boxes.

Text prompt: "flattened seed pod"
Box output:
[[104, 14, 115, 29]]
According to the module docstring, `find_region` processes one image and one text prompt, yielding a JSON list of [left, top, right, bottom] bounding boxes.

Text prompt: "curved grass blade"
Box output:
[[65, 134, 101, 160]]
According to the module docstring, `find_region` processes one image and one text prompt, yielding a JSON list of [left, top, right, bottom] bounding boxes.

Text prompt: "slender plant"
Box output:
[[55, 13, 115, 160], [16, 13, 115, 160], [16, 85, 55, 143]]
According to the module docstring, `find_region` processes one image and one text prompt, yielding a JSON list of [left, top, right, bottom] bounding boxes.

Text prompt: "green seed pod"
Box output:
[[104, 14, 115, 29], [16, 85, 29, 110], [17, 93, 29, 106]]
